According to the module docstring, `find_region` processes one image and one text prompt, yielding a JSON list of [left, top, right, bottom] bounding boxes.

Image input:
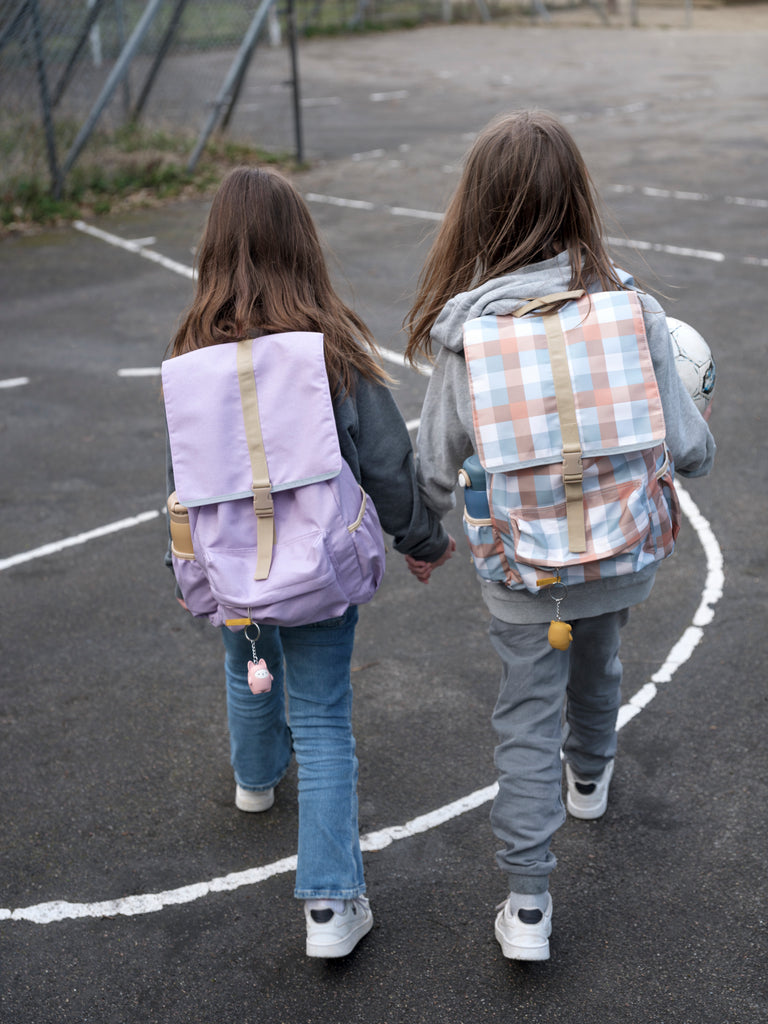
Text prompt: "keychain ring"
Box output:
[[244, 623, 261, 643], [548, 581, 568, 602]]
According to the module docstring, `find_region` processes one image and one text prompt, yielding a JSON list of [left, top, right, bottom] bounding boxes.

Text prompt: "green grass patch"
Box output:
[[0, 120, 297, 235]]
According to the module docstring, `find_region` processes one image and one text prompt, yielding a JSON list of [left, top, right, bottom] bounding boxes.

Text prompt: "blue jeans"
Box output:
[[488, 609, 628, 894], [220, 606, 365, 901]]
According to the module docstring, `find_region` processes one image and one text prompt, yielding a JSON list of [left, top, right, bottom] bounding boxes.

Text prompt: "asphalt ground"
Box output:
[[2, 10, 767, 1024]]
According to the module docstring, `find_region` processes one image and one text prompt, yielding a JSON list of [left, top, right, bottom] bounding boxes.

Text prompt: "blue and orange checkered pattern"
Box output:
[[460, 291, 679, 592], [463, 290, 666, 472]]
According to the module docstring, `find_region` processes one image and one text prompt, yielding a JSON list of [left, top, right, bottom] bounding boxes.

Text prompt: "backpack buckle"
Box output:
[[561, 447, 583, 486], [251, 484, 274, 517]]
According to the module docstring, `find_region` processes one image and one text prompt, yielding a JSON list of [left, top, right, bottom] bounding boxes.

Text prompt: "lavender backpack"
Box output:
[[162, 332, 386, 629]]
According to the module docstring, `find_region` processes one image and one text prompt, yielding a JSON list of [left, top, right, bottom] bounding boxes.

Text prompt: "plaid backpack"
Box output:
[[459, 290, 680, 595], [162, 331, 385, 629]]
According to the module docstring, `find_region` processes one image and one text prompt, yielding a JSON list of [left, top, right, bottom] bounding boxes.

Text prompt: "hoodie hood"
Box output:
[[430, 253, 635, 354], [431, 252, 572, 354]]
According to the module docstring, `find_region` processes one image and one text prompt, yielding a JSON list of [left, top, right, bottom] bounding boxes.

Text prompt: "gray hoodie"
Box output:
[[416, 252, 716, 623]]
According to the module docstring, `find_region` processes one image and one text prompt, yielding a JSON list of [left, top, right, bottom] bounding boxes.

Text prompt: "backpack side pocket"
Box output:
[[167, 492, 195, 560]]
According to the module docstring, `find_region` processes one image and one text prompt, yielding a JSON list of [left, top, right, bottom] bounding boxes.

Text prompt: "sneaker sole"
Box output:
[[306, 914, 373, 958], [566, 795, 607, 819], [494, 914, 551, 961], [565, 761, 613, 820], [235, 786, 275, 812]]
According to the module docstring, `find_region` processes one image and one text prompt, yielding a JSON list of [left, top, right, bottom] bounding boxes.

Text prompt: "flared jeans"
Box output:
[[220, 606, 365, 900]]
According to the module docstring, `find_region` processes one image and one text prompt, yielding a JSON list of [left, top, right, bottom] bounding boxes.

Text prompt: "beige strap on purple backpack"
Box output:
[[513, 291, 587, 554], [236, 338, 275, 580]]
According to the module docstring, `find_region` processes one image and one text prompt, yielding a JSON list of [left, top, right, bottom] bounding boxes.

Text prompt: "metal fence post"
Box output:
[[186, 0, 277, 173], [131, 0, 190, 121], [27, 0, 62, 197], [59, 0, 165, 184], [287, 0, 304, 164], [51, 0, 109, 108]]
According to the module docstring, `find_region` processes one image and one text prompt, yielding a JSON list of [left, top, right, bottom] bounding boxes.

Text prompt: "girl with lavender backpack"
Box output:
[[164, 167, 453, 958]]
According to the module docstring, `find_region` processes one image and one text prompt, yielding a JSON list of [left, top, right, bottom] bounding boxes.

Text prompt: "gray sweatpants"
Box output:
[[488, 609, 629, 894]]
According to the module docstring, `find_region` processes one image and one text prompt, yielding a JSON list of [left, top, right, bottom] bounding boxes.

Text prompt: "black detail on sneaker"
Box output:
[[310, 909, 334, 923], [575, 781, 597, 795], [517, 908, 544, 925]]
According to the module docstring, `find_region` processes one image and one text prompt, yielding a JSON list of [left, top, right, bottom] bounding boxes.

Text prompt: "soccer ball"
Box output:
[[666, 317, 716, 414]]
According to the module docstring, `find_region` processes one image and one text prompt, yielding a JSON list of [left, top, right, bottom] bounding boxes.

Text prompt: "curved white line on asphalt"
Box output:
[[7, 213, 723, 924], [0, 482, 722, 925]]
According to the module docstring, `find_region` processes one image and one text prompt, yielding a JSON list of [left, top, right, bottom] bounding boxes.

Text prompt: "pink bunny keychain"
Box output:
[[244, 624, 273, 694]]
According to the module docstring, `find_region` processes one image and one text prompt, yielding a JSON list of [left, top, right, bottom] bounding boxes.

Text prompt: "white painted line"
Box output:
[[387, 205, 443, 222], [73, 220, 196, 280], [726, 195, 768, 209], [0, 377, 30, 389], [301, 96, 341, 107], [640, 187, 710, 202], [370, 90, 408, 102], [0, 510, 161, 572], [352, 149, 386, 161], [0, 477, 722, 924], [606, 235, 725, 263], [24, 213, 721, 925], [610, 186, 768, 210], [615, 481, 722, 727], [118, 367, 161, 377], [303, 193, 375, 211]]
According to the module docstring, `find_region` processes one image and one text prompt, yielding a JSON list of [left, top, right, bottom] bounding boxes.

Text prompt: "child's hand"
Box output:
[[406, 556, 433, 583], [406, 535, 456, 584]]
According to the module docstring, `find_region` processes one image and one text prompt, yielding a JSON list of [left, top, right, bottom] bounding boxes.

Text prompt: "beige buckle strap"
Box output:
[[513, 291, 585, 319], [539, 303, 587, 554], [236, 339, 275, 580]]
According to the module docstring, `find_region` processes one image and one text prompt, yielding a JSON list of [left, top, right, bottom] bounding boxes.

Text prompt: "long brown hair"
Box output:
[[405, 110, 626, 364], [169, 166, 389, 395]]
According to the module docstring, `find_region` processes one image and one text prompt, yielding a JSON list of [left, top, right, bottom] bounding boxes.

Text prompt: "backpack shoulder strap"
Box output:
[[512, 291, 587, 553], [236, 338, 275, 580], [512, 291, 584, 318], [539, 304, 586, 553]]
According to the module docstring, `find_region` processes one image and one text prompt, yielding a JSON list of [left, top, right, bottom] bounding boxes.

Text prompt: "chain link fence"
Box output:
[[7, 0, 668, 200], [1, 0, 516, 196]]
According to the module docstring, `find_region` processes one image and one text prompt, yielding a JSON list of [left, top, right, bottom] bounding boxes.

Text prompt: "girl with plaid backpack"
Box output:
[[404, 110, 715, 961]]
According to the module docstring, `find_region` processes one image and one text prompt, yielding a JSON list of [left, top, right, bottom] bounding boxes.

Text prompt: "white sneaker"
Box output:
[[235, 784, 274, 812], [565, 760, 614, 819], [494, 894, 552, 961], [305, 897, 373, 958]]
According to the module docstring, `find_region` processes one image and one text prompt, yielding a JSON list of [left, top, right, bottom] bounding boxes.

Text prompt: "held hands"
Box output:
[[405, 534, 456, 585]]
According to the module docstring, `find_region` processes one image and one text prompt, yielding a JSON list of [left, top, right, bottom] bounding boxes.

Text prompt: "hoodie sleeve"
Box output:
[[641, 295, 716, 478], [414, 347, 476, 517], [334, 374, 450, 562]]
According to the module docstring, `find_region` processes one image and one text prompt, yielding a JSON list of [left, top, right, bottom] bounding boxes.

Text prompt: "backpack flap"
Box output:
[[462, 290, 676, 587], [464, 291, 665, 470], [163, 332, 340, 503], [464, 290, 667, 556], [163, 332, 341, 585], [162, 333, 385, 628]]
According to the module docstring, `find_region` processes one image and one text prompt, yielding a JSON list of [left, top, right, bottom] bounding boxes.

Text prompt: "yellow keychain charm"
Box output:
[[548, 619, 573, 650], [546, 579, 573, 650]]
